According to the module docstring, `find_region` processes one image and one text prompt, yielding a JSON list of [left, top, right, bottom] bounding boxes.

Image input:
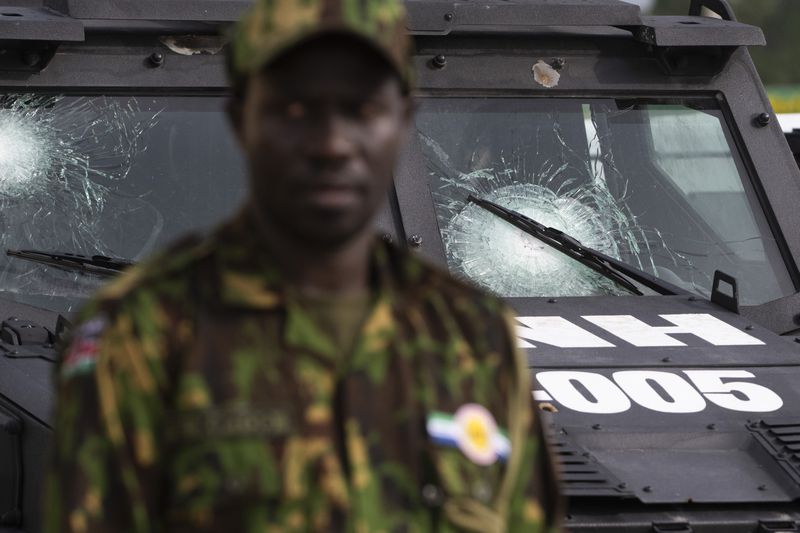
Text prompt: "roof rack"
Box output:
[[405, 0, 764, 49], [63, 0, 250, 22], [406, 0, 642, 35], [0, 7, 82, 41]]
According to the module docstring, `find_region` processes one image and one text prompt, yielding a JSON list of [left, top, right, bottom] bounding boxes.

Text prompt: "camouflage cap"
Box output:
[[230, 0, 413, 89]]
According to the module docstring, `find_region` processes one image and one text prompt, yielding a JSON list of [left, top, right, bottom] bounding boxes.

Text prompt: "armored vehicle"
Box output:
[[0, 0, 799, 531]]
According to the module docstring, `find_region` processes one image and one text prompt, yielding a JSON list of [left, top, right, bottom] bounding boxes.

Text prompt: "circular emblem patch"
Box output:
[[454, 404, 500, 465]]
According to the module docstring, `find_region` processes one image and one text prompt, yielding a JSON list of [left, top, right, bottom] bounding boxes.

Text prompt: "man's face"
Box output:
[[232, 36, 411, 248]]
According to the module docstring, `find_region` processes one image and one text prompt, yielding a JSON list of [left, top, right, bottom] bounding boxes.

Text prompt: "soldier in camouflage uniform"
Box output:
[[44, 0, 562, 531]]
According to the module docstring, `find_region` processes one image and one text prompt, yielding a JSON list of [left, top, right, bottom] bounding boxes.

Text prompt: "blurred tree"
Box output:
[[651, 0, 800, 86]]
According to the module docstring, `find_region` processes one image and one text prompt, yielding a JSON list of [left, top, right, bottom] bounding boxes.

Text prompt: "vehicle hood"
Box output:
[[508, 295, 800, 504]]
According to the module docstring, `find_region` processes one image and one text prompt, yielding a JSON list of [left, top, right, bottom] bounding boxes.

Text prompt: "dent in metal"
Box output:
[[160, 36, 227, 56], [532, 61, 561, 88]]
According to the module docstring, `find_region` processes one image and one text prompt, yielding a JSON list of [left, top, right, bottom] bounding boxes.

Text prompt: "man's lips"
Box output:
[[300, 183, 363, 209]]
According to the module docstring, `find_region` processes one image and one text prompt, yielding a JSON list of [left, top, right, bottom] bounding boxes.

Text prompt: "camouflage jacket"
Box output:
[[44, 211, 562, 533]]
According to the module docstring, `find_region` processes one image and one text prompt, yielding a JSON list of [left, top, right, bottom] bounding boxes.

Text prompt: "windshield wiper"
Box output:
[[6, 249, 134, 277], [467, 195, 682, 296]]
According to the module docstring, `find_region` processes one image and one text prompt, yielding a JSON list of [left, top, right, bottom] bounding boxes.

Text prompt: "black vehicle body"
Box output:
[[0, 0, 799, 531]]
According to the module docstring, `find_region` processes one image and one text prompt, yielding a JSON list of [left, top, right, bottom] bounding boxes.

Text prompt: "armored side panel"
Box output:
[[399, 1, 800, 531], [0, 0, 799, 532]]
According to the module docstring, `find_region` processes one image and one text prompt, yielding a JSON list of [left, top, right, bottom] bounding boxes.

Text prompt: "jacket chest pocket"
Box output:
[[424, 405, 511, 532], [165, 405, 294, 524]]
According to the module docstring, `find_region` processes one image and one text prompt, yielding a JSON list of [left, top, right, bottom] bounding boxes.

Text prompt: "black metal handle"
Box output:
[[689, 0, 736, 21], [711, 270, 739, 313]]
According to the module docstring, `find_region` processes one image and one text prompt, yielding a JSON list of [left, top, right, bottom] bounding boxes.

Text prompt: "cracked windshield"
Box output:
[[0, 94, 247, 313], [417, 97, 794, 305]]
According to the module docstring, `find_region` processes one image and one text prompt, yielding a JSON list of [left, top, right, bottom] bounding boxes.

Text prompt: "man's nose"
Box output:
[[306, 112, 357, 160]]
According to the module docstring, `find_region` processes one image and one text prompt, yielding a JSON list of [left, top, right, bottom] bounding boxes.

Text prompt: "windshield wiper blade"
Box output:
[[6, 249, 134, 277], [467, 195, 681, 296]]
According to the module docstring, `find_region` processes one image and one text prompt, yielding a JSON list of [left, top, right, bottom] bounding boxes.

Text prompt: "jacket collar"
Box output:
[[211, 211, 401, 360]]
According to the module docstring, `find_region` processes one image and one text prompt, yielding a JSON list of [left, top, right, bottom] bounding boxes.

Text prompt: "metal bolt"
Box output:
[[618, 483, 627, 489], [539, 402, 557, 413], [432, 54, 447, 69], [794, 337, 800, 344], [749, 422, 760, 429], [745, 325, 754, 331], [758, 484, 767, 491], [592, 423, 602, 430], [148, 51, 165, 67], [688, 296, 697, 302], [661, 357, 671, 363], [408, 234, 423, 248], [444, 12, 454, 21], [707, 423, 716, 430], [643, 485, 652, 492], [550, 58, 566, 71], [755, 113, 771, 127], [547, 298, 558, 304], [381, 233, 393, 244]]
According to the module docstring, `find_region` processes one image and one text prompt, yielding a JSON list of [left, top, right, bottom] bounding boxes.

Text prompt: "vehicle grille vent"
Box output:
[[749, 418, 800, 486], [551, 436, 635, 498]]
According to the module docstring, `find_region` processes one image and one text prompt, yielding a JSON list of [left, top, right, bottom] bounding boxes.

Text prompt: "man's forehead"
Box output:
[[254, 35, 401, 96], [271, 33, 395, 76]]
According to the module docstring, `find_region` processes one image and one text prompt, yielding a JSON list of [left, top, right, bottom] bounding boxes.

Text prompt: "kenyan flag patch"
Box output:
[[62, 316, 107, 378]]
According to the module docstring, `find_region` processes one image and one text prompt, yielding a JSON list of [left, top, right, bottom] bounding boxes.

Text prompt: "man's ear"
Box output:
[[402, 94, 416, 123], [399, 95, 416, 141], [226, 96, 246, 146]]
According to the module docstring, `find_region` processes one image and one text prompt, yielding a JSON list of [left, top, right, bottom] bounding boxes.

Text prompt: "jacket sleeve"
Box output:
[[43, 300, 166, 533], [499, 308, 564, 533]]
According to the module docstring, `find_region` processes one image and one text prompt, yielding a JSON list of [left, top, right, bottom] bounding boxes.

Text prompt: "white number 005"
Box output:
[[535, 370, 783, 414]]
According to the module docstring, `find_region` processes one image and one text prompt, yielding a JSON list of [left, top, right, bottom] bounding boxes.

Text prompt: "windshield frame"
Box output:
[[3, 29, 800, 328], [396, 34, 800, 332]]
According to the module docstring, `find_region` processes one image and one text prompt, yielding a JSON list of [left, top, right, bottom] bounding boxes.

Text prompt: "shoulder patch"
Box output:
[[61, 316, 107, 379]]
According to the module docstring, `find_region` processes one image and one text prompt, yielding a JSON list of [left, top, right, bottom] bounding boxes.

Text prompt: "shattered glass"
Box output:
[[416, 98, 794, 304], [0, 94, 247, 313]]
